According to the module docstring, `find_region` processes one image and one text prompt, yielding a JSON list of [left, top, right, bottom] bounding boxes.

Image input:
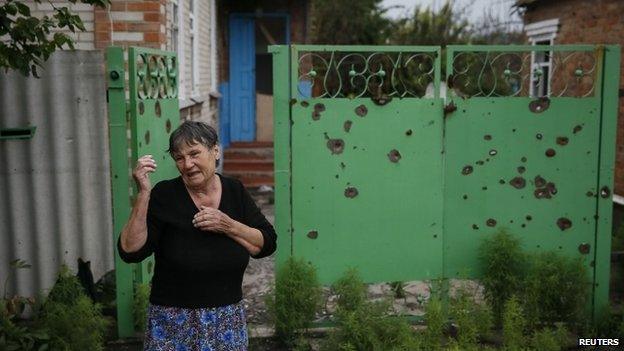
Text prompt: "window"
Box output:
[[171, 0, 179, 53], [190, 0, 198, 95], [525, 19, 559, 97]]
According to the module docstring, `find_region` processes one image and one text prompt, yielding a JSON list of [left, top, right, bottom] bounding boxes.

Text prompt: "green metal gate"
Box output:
[[107, 47, 180, 337], [272, 45, 620, 319]]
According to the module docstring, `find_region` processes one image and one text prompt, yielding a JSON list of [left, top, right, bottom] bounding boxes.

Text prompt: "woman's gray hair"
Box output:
[[167, 121, 219, 156]]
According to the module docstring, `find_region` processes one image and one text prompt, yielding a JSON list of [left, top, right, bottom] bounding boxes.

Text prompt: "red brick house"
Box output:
[[517, 0, 624, 218]]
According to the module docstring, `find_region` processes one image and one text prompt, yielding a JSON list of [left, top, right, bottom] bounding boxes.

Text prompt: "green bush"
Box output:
[[39, 267, 108, 351], [502, 296, 525, 351], [322, 269, 420, 351], [423, 296, 445, 350], [448, 286, 492, 348], [529, 325, 568, 351], [133, 283, 150, 332], [523, 251, 589, 328], [478, 229, 526, 325], [267, 256, 322, 346]]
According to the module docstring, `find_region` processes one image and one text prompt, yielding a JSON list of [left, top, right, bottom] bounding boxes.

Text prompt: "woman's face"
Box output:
[[172, 141, 219, 189]]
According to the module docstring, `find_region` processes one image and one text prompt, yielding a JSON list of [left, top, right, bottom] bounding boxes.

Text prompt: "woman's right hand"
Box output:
[[132, 155, 157, 193]]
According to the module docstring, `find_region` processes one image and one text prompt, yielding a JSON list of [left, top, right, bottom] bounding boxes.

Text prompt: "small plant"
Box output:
[[39, 266, 108, 350], [529, 325, 568, 351], [389, 281, 406, 299], [502, 296, 525, 351], [322, 269, 420, 351], [133, 283, 151, 332], [448, 286, 492, 348], [423, 296, 445, 350], [478, 229, 526, 325], [267, 256, 322, 346], [522, 251, 589, 328]]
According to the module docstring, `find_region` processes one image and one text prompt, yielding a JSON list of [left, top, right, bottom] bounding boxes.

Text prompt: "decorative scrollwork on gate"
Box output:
[[297, 51, 438, 98], [135, 53, 178, 100], [449, 50, 597, 98]]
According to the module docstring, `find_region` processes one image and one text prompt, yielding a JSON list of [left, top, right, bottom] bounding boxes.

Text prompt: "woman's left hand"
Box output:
[[192, 206, 233, 234]]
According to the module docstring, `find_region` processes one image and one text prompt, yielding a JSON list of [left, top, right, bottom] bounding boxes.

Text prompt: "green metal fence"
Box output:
[[107, 46, 179, 337], [271, 44, 620, 320]]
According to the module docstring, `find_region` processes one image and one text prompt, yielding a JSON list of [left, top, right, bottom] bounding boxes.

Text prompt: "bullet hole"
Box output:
[[307, 231, 318, 239], [534, 188, 551, 199], [405, 129, 413, 136], [486, 158, 490, 162], [139, 102, 145, 115], [145, 130, 150, 145], [433, 234, 438, 238], [546, 182, 557, 195], [489, 149, 498, 156], [155, 101, 161, 117], [486, 218, 497, 227], [536, 133, 543, 140], [355, 104, 368, 117], [476, 160, 485, 166], [535, 175, 546, 188], [521, 224, 526, 228], [578, 243, 590, 254], [344, 120, 353, 132], [472, 224, 479, 230], [462, 194, 468, 200], [301, 101, 309, 107], [521, 156, 527, 162], [484, 134, 492, 141], [290, 98, 297, 106], [557, 217, 572, 231], [312, 110, 321, 121], [556, 136, 569, 146], [482, 186, 488, 190], [340, 162, 346, 169], [526, 215, 532, 221], [510, 177, 526, 189], [499, 179, 506, 184], [388, 149, 401, 163], [573, 125, 583, 134], [335, 174, 339, 179], [518, 166, 526, 174], [510, 219, 514, 223], [512, 128, 517, 132], [462, 165, 474, 175], [594, 214, 600, 220], [443, 102, 457, 116], [314, 103, 326, 112], [529, 96, 550, 113], [344, 186, 359, 198], [166, 119, 172, 133], [600, 186, 611, 198], [545, 148, 556, 157], [327, 139, 345, 154]]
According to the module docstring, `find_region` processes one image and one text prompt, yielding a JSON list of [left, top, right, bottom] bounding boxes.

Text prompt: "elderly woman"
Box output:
[[118, 121, 276, 351]]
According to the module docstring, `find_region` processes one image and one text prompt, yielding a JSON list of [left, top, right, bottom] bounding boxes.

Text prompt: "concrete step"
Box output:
[[228, 173, 274, 188], [223, 159, 274, 172]]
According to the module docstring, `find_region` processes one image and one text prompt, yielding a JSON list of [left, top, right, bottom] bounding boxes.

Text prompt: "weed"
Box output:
[[133, 283, 150, 332], [423, 296, 445, 350], [478, 229, 526, 325], [502, 296, 525, 351], [448, 286, 492, 348], [389, 281, 406, 299], [267, 256, 322, 346], [529, 325, 568, 351]]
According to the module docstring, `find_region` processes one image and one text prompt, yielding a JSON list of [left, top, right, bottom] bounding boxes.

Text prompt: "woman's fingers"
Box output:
[[133, 155, 158, 191]]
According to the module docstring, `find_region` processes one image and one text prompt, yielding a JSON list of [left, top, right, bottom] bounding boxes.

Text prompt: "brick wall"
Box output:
[[94, 0, 166, 49], [523, 0, 624, 195]]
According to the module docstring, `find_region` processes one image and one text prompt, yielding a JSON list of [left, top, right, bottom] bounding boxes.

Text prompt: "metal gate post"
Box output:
[[106, 47, 135, 338]]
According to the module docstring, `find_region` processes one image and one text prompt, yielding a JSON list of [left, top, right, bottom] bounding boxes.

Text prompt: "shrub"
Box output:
[[478, 229, 526, 325], [39, 266, 108, 351], [502, 296, 525, 351], [422, 296, 445, 350], [523, 251, 590, 328], [448, 286, 492, 348], [322, 269, 420, 351], [267, 256, 322, 346], [133, 283, 150, 332], [529, 325, 568, 351]]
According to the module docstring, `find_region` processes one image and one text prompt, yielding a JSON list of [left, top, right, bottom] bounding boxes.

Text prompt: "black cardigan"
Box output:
[[118, 174, 277, 308]]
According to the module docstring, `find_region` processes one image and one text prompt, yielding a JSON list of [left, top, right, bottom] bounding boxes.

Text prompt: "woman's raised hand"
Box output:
[[132, 155, 157, 193]]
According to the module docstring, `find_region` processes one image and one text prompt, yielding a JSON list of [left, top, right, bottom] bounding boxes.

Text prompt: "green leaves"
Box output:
[[0, 0, 110, 77]]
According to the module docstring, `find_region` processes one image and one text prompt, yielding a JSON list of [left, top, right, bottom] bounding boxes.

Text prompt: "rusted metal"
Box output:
[[314, 103, 326, 112], [534, 188, 551, 199], [484, 134, 492, 141], [510, 177, 526, 189], [529, 96, 550, 113], [371, 93, 392, 106], [517, 166, 526, 174], [578, 243, 590, 254], [573, 124, 583, 134], [461, 165, 473, 175], [534, 175, 546, 188], [344, 186, 359, 198], [301, 101, 309, 107], [545, 148, 556, 157], [387, 149, 401, 163], [486, 218, 497, 227], [344, 120, 353, 132], [557, 217, 573, 231], [443, 101, 457, 116], [312, 110, 321, 121], [546, 182, 557, 195], [326, 139, 345, 154], [355, 104, 368, 117], [556, 136, 569, 146], [307, 231, 318, 239]]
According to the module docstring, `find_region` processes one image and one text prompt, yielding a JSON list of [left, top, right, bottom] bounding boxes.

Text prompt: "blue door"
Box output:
[[229, 15, 255, 142]]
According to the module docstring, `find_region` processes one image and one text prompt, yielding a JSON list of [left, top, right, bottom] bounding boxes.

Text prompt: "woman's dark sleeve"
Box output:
[[117, 185, 164, 263], [240, 183, 277, 259]]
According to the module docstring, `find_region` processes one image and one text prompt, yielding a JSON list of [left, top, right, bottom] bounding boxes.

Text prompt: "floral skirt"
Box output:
[[143, 301, 248, 351]]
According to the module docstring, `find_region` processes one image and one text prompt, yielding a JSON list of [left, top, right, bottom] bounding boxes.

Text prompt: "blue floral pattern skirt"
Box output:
[[144, 301, 248, 351]]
